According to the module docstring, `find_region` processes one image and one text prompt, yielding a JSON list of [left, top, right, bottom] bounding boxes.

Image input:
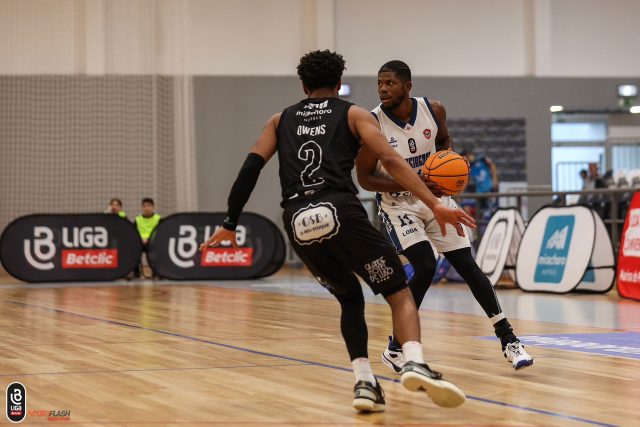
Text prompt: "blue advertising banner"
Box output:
[[533, 215, 575, 284]]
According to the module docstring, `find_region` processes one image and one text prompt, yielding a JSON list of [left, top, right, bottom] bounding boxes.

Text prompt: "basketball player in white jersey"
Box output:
[[356, 60, 533, 371]]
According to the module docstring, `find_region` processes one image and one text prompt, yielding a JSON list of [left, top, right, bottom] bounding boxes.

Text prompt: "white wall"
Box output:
[[336, 0, 530, 76], [546, 0, 640, 77], [1, 0, 639, 77], [0, 0, 78, 74]]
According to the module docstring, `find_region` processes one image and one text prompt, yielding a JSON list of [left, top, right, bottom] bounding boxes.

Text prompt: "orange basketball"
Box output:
[[420, 150, 470, 196]]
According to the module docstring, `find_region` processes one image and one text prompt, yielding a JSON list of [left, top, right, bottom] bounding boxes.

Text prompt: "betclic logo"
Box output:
[[168, 225, 252, 268], [23, 226, 117, 270]]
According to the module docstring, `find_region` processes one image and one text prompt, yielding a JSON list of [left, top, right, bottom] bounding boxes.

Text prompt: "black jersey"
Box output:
[[276, 97, 360, 206]]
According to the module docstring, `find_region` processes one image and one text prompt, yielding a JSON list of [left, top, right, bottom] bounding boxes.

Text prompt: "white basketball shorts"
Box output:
[[377, 193, 471, 253]]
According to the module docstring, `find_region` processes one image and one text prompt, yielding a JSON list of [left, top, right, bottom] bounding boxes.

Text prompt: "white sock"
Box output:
[[402, 341, 425, 364], [352, 358, 376, 385], [490, 313, 505, 325]]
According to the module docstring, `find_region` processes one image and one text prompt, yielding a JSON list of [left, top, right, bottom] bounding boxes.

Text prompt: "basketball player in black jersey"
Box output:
[[201, 50, 476, 412], [356, 60, 534, 372]]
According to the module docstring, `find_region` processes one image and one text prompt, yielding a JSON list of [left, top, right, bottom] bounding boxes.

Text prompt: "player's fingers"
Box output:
[[439, 222, 447, 237], [231, 239, 239, 249], [459, 211, 476, 228]]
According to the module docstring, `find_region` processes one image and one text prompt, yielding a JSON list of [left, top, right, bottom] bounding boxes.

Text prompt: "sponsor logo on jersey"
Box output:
[[389, 137, 398, 147], [405, 153, 429, 169], [534, 215, 575, 283], [291, 202, 340, 245], [407, 138, 417, 154], [303, 100, 329, 110], [365, 256, 394, 284], [423, 128, 431, 139], [297, 100, 333, 122]]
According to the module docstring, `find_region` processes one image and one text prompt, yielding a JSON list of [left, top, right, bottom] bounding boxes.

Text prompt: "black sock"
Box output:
[[493, 319, 518, 348], [390, 335, 401, 349]]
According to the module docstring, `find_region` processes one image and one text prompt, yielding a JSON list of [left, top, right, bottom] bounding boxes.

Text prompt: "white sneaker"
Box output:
[[504, 341, 534, 370], [381, 336, 404, 373], [352, 380, 385, 412], [400, 361, 466, 408]]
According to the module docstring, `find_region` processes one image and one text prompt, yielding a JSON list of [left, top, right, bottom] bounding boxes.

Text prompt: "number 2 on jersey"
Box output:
[[298, 140, 325, 187]]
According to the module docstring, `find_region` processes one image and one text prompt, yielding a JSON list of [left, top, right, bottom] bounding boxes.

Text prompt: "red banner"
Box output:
[[617, 192, 640, 301], [62, 249, 118, 269], [200, 247, 253, 267]]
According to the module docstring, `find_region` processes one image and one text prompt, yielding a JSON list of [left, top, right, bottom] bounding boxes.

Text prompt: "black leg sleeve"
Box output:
[[402, 240, 438, 309], [443, 247, 502, 318], [335, 284, 368, 361]]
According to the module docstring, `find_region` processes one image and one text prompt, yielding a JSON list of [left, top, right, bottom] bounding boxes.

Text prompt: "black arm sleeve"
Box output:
[[223, 152, 266, 230]]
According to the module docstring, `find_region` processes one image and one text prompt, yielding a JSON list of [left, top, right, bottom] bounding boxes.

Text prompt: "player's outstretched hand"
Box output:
[[199, 227, 238, 251], [433, 204, 476, 237]]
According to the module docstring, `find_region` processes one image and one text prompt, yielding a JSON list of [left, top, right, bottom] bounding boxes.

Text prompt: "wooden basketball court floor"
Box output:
[[1, 269, 639, 426]]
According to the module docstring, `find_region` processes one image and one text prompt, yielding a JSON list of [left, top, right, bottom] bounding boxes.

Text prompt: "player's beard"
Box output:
[[383, 93, 407, 112]]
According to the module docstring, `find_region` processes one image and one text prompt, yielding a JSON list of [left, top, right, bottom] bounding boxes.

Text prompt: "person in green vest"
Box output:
[[133, 197, 161, 278], [108, 198, 127, 219], [135, 197, 161, 244]]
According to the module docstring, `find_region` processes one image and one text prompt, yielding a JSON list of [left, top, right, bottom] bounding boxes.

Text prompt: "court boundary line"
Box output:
[[8, 300, 617, 427]]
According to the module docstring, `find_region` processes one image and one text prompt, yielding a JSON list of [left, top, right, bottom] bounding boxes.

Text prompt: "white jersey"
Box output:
[[372, 97, 471, 253], [371, 97, 439, 206]]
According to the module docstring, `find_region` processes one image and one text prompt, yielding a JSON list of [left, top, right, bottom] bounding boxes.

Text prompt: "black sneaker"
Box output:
[[400, 361, 466, 408], [352, 380, 385, 412]]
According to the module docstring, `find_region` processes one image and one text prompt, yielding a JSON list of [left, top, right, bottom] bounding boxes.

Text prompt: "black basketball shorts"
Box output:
[[282, 191, 407, 296]]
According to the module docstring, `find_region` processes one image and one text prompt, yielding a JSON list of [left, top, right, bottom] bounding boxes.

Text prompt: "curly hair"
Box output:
[[378, 60, 412, 82], [297, 50, 346, 91]]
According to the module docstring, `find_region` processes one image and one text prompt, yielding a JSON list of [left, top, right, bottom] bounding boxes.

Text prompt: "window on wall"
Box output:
[[552, 112, 640, 191], [551, 114, 608, 192]]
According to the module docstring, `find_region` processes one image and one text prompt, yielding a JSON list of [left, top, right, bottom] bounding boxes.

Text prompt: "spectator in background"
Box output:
[[135, 198, 161, 245], [108, 198, 127, 219], [464, 151, 499, 220], [580, 169, 595, 191], [469, 152, 499, 193], [133, 197, 161, 278]]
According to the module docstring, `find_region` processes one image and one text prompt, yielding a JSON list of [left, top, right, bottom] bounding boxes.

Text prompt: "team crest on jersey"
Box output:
[[407, 138, 417, 154], [423, 128, 431, 139]]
